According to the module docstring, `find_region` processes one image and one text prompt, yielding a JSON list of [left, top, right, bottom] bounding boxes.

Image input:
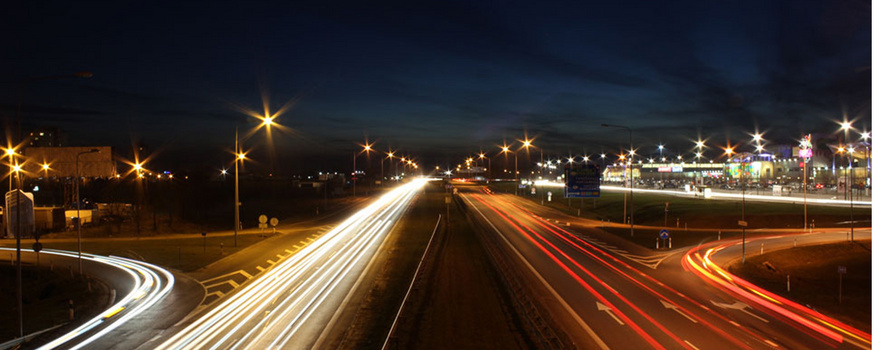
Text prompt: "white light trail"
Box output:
[[0, 248, 176, 350], [601, 185, 870, 207], [158, 178, 428, 350]]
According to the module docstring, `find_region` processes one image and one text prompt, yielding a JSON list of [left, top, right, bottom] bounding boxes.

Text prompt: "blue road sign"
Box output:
[[565, 163, 601, 198], [659, 229, 670, 239]]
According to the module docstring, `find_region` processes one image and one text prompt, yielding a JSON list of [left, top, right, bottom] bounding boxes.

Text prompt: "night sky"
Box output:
[[2, 1, 870, 173]]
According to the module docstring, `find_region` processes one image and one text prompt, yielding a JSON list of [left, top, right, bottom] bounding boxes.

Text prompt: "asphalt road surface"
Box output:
[[460, 185, 871, 349]]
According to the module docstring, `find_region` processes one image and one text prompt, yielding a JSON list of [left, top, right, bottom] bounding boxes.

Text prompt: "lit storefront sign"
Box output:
[[657, 166, 684, 173]]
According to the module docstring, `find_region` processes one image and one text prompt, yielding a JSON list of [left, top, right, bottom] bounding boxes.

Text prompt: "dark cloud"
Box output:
[[0, 0, 868, 172]]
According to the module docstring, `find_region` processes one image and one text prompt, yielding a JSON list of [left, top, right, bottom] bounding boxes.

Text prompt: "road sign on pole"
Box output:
[[565, 163, 601, 198], [659, 229, 670, 240]]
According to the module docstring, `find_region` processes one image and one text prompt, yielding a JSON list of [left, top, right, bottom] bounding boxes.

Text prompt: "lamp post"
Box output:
[[234, 131, 243, 248], [499, 145, 517, 194], [658, 144, 664, 185], [799, 135, 812, 230], [386, 151, 395, 183], [353, 143, 372, 196], [602, 124, 634, 236], [522, 138, 533, 188], [725, 146, 748, 263], [848, 147, 855, 241], [76, 149, 100, 274], [479, 152, 490, 180], [12, 71, 92, 339], [11, 161, 23, 339], [232, 114, 276, 247]]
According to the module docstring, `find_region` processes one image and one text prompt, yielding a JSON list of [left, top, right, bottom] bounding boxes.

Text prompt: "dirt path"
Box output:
[[387, 190, 531, 350]]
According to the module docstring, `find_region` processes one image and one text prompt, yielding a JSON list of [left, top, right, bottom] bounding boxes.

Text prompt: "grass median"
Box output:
[[5, 234, 268, 273], [727, 240, 872, 331]]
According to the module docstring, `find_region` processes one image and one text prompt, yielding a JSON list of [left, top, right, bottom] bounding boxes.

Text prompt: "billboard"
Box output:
[[22, 146, 116, 178], [5, 190, 34, 238], [565, 163, 600, 198]]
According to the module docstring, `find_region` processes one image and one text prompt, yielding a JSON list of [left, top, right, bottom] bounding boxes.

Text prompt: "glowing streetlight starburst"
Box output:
[[262, 115, 275, 127], [840, 121, 852, 131], [752, 133, 763, 143]]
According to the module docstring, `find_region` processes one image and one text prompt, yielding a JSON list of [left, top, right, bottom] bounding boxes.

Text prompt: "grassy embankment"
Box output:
[[727, 240, 872, 332]]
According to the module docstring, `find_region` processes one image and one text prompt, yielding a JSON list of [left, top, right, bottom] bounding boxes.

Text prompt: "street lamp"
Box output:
[[725, 145, 750, 263], [499, 144, 517, 194], [479, 152, 490, 180], [11, 71, 92, 339], [76, 149, 100, 274], [845, 146, 855, 241], [353, 142, 373, 196], [234, 138, 245, 247], [231, 109, 281, 247], [658, 144, 665, 185], [601, 124, 634, 236], [385, 151, 395, 183]]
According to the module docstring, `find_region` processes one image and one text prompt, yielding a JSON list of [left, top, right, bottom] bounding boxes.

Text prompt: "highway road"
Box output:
[[460, 185, 871, 349], [156, 179, 427, 350]]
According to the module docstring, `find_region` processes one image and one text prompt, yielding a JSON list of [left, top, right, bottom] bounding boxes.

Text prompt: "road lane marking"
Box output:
[[660, 300, 698, 323], [684, 340, 700, 350], [256, 266, 265, 272], [464, 195, 610, 350], [596, 302, 625, 326], [205, 291, 225, 298], [201, 270, 249, 284], [710, 300, 769, 323]]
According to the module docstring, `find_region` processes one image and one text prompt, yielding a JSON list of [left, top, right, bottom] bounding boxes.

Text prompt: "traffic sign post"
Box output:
[[838, 266, 847, 304], [269, 217, 279, 234], [659, 229, 669, 249], [258, 214, 268, 234], [564, 164, 601, 198]]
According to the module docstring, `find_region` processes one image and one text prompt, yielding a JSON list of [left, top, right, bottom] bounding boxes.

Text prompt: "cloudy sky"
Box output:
[[1, 1, 870, 172]]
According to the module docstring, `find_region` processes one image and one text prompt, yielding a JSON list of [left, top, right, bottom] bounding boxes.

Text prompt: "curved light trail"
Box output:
[[158, 178, 427, 350], [0, 247, 175, 350], [683, 238, 872, 349]]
